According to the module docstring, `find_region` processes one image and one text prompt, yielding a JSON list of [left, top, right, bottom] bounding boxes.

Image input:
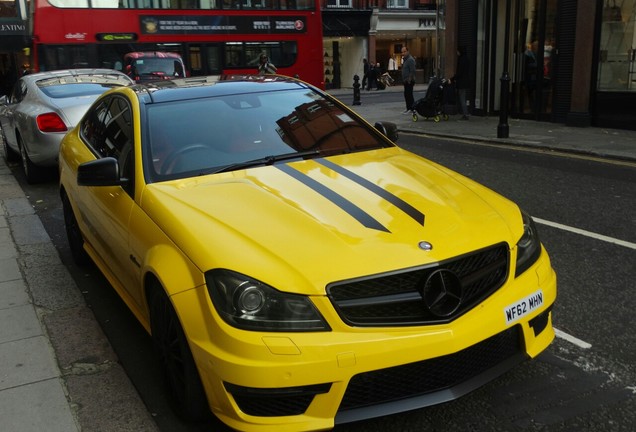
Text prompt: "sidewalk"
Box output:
[[328, 85, 636, 163], [0, 159, 157, 430], [1, 84, 635, 432]]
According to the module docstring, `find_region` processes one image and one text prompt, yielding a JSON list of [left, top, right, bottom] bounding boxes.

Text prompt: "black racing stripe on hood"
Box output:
[[317, 159, 425, 226], [275, 164, 390, 233]]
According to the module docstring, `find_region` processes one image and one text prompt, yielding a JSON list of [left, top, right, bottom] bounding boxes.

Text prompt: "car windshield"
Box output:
[[145, 89, 390, 182], [39, 83, 123, 98]]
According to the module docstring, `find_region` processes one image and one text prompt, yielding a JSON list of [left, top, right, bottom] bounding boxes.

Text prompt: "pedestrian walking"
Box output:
[[362, 58, 369, 90], [452, 46, 470, 120], [401, 47, 416, 113]]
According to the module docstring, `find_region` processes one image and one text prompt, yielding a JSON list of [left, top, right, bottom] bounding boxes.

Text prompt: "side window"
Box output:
[[104, 97, 133, 158], [10, 80, 26, 103], [80, 96, 135, 196], [80, 98, 110, 155]]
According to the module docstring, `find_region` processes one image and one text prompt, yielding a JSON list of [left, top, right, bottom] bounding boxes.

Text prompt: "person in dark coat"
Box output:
[[401, 46, 416, 113], [452, 46, 470, 120], [362, 58, 369, 90], [367, 61, 377, 90]]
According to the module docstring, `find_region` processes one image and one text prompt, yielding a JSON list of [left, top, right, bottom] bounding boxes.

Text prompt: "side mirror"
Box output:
[[77, 157, 123, 187], [374, 121, 399, 142]]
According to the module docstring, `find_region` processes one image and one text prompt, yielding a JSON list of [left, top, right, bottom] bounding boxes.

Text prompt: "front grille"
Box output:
[[338, 325, 522, 412], [328, 243, 509, 326]]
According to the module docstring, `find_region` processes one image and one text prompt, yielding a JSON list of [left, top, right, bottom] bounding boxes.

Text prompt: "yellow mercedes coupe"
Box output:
[[58, 75, 557, 431]]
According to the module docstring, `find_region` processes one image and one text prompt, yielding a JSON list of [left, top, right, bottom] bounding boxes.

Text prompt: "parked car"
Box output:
[[0, 68, 133, 183], [58, 75, 557, 431], [123, 51, 187, 83]]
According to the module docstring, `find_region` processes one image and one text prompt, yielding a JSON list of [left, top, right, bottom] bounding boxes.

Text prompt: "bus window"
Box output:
[[39, 45, 89, 71]]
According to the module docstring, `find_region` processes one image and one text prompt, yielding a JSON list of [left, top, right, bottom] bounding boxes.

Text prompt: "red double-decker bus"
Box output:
[[29, 0, 324, 88]]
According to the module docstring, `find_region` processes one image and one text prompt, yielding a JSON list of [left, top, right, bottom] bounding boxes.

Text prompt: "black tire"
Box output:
[[1, 127, 19, 163], [148, 286, 210, 422], [18, 135, 41, 184], [61, 191, 90, 266]]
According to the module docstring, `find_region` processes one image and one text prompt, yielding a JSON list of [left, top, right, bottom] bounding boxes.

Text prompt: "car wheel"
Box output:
[[17, 135, 41, 184], [1, 127, 19, 163], [148, 285, 210, 422], [61, 191, 90, 266]]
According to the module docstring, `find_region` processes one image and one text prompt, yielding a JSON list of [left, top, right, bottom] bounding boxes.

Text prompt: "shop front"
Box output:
[[371, 8, 443, 86], [594, 0, 636, 130], [0, 0, 30, 95], [322, 10, 372, 89], [448, 0, 636, 131], [322, 6, 443, 90]]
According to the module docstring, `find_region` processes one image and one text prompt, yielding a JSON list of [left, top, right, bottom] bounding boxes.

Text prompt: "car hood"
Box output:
[[141, 147, 523, 295]]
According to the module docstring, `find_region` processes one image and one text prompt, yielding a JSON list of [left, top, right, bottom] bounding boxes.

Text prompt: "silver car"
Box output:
[[0, 69, 133, 183]]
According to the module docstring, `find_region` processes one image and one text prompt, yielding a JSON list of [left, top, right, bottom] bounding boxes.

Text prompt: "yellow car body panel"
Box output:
[[58, 78, 557, 431], [170, 247, 555, 431], [140, 147, 521, 296]]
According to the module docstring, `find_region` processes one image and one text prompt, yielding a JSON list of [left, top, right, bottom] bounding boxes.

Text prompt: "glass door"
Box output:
[[512, 0, 558, 119]]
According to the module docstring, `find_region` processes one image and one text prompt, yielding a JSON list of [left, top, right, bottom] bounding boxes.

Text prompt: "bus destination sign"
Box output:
[[96, 33, 138, 42]]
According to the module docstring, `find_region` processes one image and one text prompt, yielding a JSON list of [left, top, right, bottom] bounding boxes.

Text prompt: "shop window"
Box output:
[[387, 0, 408, 9], [326, 0, 351, 8], [598, 0, 635, 91], [0, 0, 17, 17]]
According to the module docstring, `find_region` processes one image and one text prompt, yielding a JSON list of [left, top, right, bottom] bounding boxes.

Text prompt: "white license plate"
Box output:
[[504, 290, 544, 325]]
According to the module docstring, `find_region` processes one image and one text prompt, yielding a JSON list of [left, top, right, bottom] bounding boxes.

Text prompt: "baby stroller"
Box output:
[[411, 77, 450, 122], [377, 72, 395, 90]]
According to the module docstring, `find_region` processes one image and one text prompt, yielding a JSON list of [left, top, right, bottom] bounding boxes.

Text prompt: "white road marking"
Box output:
[[553, 327, 592, 349], [532, 218, 610, 349], [534, 217, 636, 250]]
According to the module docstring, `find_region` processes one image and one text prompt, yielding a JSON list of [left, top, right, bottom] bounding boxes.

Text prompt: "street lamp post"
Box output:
[[497, 0, 512, 138]]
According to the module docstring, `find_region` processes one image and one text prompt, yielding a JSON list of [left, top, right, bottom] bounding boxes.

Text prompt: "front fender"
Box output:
[[142, 242, 205, 299]]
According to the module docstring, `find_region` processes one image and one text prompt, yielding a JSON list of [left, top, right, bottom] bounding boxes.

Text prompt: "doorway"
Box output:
[[511, 0, 558, 120]]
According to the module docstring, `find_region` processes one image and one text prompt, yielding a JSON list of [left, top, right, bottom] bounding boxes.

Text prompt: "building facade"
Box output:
[[445, 0, 636, 130], [0, 0, 29, 95], [323, 0, 636, 132], [321, 0, 441, 89]]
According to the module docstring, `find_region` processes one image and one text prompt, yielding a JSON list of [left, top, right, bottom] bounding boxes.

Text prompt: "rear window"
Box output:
[[38, 83, 121, 99]]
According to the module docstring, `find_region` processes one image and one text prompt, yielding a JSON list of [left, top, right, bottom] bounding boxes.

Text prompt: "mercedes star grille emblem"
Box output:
[[422, 269, 463, 317]]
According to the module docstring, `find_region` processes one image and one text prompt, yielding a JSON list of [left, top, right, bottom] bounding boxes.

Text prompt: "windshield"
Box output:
[[131, 58, 184, 79], [144, 89, 390, 182]]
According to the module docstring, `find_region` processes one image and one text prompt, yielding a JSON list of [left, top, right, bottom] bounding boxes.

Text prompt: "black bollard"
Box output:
[[497, 71, 510, 138], [352, 74, 361, 106]]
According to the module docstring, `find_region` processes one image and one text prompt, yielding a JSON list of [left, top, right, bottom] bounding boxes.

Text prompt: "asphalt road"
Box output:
[[13, 131, 636, 432]]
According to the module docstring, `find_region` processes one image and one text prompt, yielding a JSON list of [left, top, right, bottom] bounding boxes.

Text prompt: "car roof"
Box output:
[[25, 69, 134, 86], [132, 75, 317, 104]]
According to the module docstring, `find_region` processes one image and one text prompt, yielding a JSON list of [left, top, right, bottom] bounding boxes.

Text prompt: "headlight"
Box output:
[[205, 269, 330, 332], [515, 211, 542, 277]]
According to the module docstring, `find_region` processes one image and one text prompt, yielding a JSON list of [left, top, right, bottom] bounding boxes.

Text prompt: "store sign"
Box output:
[[0, 22, 27, 35], [96, 33, 138, 42], [140, 15, 306, 35]]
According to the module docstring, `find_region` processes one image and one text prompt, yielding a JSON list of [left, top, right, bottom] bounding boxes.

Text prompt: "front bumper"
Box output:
[[172, 247, 556, 432]]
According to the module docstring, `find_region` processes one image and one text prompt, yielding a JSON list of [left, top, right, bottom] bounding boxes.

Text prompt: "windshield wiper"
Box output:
[[207, 149, 321, 175]]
